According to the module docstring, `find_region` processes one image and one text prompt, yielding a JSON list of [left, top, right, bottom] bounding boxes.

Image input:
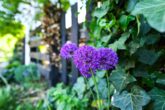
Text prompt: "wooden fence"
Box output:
[[24, 3, 91, 86]]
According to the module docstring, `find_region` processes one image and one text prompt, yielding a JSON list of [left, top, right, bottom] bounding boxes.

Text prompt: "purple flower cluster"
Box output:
[[60, 42, 118, 78], [60, 42, 78, 59], [73, 45, 99, 78], [97, 48, 118, 70]]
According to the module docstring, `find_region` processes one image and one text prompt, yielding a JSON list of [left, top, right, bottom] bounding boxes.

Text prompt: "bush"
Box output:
[[39, 83, 90, 110]]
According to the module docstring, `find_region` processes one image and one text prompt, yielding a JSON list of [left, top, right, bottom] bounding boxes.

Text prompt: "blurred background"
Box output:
[[0, 0, 89, 109]]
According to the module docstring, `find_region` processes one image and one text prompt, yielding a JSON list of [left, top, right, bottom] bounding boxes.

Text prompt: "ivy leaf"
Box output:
[[126, 0, 138, 12], [96, 70, 106, 78], [73, 77, 86, 99], [139, 16, 151, 35], [101, 35, 111, 44], [136, 49, 161, 65], [92, 0, 110, 18], [109, 68, 136, 92], [143, 34, 160, 45], [132, 65, 149, 77], [109, 32, 130, 51], [155, 74, 165, 85], [120, 58, 135, 70], [98, 79, 108, 99], [112, 86, 151, 110], [119, 15, 135, 31], [128, 40, 142, 54], [149, 88, 165, 110], [132, 0, 165, 32]]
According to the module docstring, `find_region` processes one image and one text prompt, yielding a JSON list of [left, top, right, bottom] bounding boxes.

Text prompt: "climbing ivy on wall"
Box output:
[[87, 0, 165, 109]]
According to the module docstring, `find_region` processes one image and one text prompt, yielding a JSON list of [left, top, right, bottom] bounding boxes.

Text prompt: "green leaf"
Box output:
[[101, 35, 111, 44], [149, 88, 165, 110], [126, 0, 138, 12], [128, 40, 142, 54], [99, 19, 107, 27], [60, 0, 70, 11], [120, 58, 135, 70], [98, 78, 108, 99], [96, 70, 106, 78], [155, 74, 165, 85], [139, 16, 151, 35], [143, 34, 160, 45], [112, 86, 151, 110], [73, 77, 86, 99], [128, 33, 160, 54], [92, 0, 110, 18], [109, 32, 130, 51], [119, 15, 135, 31], [136, 49, 161, 65], [14, 65, 26, 82], [109, 68, 136, 92], [91, 99, 104, 108], [132, 0, 165, 32], [132, 66, 149, 77]]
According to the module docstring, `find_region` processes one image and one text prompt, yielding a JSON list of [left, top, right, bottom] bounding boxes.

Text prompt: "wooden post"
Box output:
[[24, 26, 30, 65], [60, 11, 67, 84], [71, 3, 79, 84], [86, 0, 93, 23], [22, 38, 25, 64], [85, 0, 93, 41]]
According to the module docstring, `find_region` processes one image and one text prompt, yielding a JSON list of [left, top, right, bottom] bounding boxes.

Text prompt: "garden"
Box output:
[[0, 0, 165, 110]]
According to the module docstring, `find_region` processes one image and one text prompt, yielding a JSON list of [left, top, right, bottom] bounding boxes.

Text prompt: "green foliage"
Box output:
[[112, 86, 151, 110], [92, 0, 110, 18], [14, 64, 40, 83], [41, 83, 89, 110], [73, 77, 86, 99], [0, 87, 13, 109], [1, 63, 40, 88], [60, 0, 70, 11], [132, 0, 165, 32], [0, 18, 24, 62], [0, 83, 47, 110], [0, 6, 25, 62], [119, 15, 135, 31], [149, 88, 165, 110], [87, 0, 165, 109], [109, 32, 130, 51], [0, 0, 25, 37], [136, 48, 161, 65], [109, 67, 136, 92]]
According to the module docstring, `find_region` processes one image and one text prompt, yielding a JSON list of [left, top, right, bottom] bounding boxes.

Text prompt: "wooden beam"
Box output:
[[30, 40, 46, 47], [71, 3, 79, 84], [37, 64, 50, 79], [60, 11, 67, 84], [30, 52, 50, 61]]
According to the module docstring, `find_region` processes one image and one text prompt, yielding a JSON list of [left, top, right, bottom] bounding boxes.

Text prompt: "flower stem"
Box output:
[[91, 70, 102, 110], [106, 72, 110, 110], [0, 74, 8, 86], [84, 77, 95, 100]]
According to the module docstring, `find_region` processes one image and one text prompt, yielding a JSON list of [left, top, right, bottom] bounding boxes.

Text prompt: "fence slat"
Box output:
[[71, 3, 79, 84], [37, 64, 50, 79], [23, 38, 25, 64], [29, 36, 42, 42], [30, 39, 46, 47], [60, 11, 67, 84], [30, 52, 50, 61]]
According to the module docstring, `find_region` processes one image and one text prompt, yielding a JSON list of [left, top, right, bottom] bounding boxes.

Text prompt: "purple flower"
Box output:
[[60, 42, 78, 59], [73, 45, 99, 78], [97, 48, 118, 70]]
